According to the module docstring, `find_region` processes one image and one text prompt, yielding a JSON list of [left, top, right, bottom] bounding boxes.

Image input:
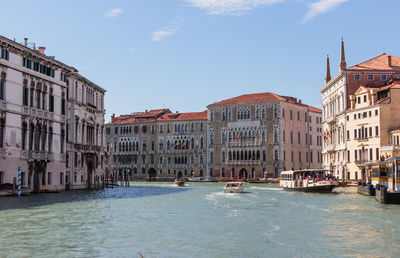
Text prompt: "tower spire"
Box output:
[[325, 55, 331, 83], [339, 38, 346, 71]]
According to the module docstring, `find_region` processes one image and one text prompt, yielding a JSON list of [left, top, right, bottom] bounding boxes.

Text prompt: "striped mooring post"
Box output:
[[17, 166, 22, 198]]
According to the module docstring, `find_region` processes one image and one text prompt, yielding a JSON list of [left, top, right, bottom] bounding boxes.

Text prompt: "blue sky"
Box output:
[[1, 0, 400, 122]]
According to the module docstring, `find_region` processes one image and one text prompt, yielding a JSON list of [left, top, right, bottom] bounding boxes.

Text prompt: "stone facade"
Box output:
[[0, 35, 105, 192], [321, 39, 400, 180], [105, 109, 208, 181], [346, 83, 400, 180], [207, 92, 322, 180]]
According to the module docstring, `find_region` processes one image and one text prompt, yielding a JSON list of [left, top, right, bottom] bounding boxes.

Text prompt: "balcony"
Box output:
[[22, 106, 55, 120], [324, 115, 337, 125], [225, 160, 261, 165], [226, 140, 262, 147], [20, 150, 54, 161], [324, 144, 336, 153]]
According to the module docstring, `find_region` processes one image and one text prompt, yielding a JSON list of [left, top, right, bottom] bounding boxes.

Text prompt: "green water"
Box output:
[[0, 183, 399, 257]]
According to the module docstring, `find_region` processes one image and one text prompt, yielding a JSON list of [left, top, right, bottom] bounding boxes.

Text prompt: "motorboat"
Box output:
[[279, 169, 338, 193], [188, 177, 217, 182], [224, 182, 245, 193], [174, 178, 185, 187]]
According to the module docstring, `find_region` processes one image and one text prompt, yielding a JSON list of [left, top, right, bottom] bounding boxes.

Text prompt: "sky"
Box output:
[[1, 0, 400, 122]]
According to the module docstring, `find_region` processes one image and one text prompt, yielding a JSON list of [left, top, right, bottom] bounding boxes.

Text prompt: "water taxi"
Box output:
[[174, 178, 185, 187], [279, 169, 338, 193], [224, 182, 245, 193]]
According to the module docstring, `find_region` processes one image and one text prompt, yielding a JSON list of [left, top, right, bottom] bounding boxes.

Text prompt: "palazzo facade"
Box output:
[[207, 92, 323, 180], [0, 35, 105, 192]]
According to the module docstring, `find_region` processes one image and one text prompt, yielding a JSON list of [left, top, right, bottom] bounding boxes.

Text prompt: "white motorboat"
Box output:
[[224, 182, 245, 193]]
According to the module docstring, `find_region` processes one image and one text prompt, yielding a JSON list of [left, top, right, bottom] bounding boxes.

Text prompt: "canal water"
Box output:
[[1, 183, 400, 257]]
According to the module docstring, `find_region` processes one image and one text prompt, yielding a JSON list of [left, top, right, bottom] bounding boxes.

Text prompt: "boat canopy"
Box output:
[[280, 169, 332, 177]]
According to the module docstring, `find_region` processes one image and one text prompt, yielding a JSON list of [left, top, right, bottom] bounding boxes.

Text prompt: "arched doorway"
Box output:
[[239, 168, 248, 179], [148, 168, 157, 181], [177, 171, 183, 178], [251, 168, 255, 179], [231, 168, 235, 179]]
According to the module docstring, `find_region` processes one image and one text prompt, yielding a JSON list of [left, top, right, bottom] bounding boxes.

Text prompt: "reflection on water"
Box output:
[[1, 183, 400, 257]]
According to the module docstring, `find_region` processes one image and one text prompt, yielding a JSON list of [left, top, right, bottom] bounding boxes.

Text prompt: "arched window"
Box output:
[[21, 121, 27, 150], [222, 151, 225, 162], [222, 167, 226, 177], [274, 149, 279, 161], [167, 140, 170, 150], [229, 151, 232, 160], [200, 137, 204, 149], [191, 138, 194, 149]]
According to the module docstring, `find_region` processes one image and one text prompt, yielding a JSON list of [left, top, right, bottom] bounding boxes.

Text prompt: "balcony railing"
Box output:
[[20, 150, 54, 161]]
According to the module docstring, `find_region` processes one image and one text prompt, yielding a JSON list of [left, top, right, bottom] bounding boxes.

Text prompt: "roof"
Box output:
[[208, 92, 322, 113], [109, 109, 207, 125], [159, 111, 208, 121], [347, 53, 400, 71], [208, 92, 286, 106], [389, 127, 400, 133], [307, 106, 322, 113]]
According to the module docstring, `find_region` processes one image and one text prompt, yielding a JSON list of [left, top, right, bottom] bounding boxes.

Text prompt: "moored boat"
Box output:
[[224, 182, 245, 193], [280, 169, 338, 193], [247, 178, 280, 184], [188, 177, 217, 182]]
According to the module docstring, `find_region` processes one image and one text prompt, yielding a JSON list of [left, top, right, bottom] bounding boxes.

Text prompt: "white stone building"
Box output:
[[0, 35, 105, 192]]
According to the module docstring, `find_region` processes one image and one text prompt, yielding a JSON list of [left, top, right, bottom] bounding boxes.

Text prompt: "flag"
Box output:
[[237, 132, 242, 140]]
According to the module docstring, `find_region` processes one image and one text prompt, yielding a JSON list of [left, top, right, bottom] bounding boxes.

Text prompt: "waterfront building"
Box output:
[[66, 73, 106, 190], [321, 39, 400, 180], [345, 81, 400, 180], [206, 92, 322, 179], [105, 109, 208, 181], [0, 35, 105, 192]]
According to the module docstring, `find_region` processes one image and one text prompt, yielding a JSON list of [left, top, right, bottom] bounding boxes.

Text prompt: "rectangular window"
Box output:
[[48, 172, 52, 185], [298, 132, 300, 144], [376, 148, 379, 160], [1, 48, 9, 60], [290, 110, 293, 120], [369, 127, 372, 137], [60, 173, 64, 185], [375, 109, 378, 116], [347, 150, 350, 162], [381, 75, 387, 81], [368, 75, 373, 80], [375, 126, 379, 136], [354, 129, 357, 139], [355, 150, 358, 160], [347, 130, 350, 140], [354, 75, 360, 80], [363, 95, 367, 103], [370, 148, 373, 161]]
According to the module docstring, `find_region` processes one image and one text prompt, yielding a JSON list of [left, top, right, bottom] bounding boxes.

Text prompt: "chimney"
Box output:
[[38, 46, 46, 55], [387, 55, 392, 67], [111, 113, 115, 122], [24, 38, 28, 47], [299, 99, 302, 104]]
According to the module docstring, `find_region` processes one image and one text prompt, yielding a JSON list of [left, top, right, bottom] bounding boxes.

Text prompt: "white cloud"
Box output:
[[302, 0, 348, 23], [185, 0, 284, 15], [105, 8, 124, 18], [152, 17, 184, 42]]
